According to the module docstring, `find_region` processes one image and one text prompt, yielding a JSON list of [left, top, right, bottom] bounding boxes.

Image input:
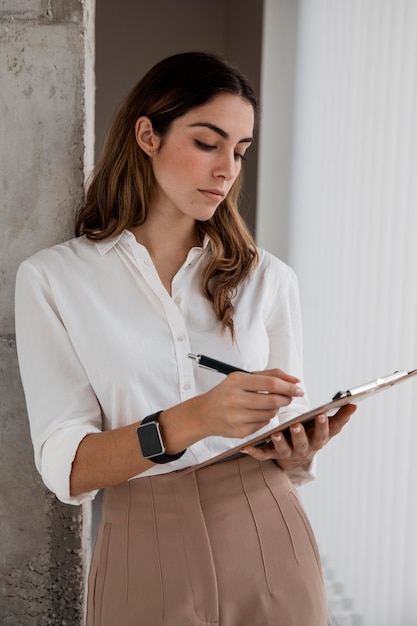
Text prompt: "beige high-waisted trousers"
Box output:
[[87, 455, 327, 626]]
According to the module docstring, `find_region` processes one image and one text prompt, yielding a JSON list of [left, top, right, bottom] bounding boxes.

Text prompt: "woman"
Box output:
[[15, 51, 354, 625]]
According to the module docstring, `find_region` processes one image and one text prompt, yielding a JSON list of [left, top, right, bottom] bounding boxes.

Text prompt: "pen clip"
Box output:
[[188, 353, 250, 375], [187, 353, 200, 363]]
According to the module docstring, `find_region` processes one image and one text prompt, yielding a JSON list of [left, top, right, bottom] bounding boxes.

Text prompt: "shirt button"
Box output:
[[175, 296, 182, 305], [183, 383, 191, 391], [177, 334, 185, 342]]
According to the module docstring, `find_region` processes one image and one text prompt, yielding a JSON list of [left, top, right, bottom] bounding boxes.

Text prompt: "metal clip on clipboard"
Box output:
[[332, 369, 417, 401]]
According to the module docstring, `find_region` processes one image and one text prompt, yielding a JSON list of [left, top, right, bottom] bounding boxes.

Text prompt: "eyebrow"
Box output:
[[188, 122, 253, 144]]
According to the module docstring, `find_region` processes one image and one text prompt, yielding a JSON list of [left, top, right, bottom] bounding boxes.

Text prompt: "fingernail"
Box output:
[[272, 433, 282, 443], [291, 425, 302, 433], [317, 414, 327, 423], [294, 386, 304, 397]]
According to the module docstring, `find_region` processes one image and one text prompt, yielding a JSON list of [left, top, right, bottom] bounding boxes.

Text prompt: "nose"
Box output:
[[213, 150, 240, 181]]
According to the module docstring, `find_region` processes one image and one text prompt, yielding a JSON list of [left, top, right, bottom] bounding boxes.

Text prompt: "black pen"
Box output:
[[188, 353, 251, 375]]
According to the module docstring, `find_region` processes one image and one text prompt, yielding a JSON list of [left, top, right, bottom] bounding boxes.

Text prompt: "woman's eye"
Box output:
[[194, 139, 216, 151], [194, 139, 247, 162]]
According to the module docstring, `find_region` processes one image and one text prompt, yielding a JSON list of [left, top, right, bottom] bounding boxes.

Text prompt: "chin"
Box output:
[[194, 207, 219, 222]]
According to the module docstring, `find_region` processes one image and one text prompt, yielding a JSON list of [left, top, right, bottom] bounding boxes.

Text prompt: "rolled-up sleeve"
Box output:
[[15, 260, 101, 505]]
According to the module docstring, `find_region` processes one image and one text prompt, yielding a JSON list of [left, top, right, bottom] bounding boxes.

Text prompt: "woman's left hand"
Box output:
[[240, 404, 356, 471]]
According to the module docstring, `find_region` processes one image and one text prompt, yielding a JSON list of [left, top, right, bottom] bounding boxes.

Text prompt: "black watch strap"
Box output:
[[137, 411, 186, 464]]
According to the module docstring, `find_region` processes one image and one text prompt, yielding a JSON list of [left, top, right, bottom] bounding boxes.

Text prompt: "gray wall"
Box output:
[[0, 1, 94, 623]]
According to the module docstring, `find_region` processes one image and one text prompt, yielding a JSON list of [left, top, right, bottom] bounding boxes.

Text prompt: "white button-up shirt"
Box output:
[[15, 231, 313, 505]]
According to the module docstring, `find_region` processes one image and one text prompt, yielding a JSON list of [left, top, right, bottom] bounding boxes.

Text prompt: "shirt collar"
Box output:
[[94, 230, 135, 256], [94, 230, 210, 256]]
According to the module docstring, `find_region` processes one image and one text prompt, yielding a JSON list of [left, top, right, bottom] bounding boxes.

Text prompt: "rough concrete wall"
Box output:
[[0, 1, 93, 623]]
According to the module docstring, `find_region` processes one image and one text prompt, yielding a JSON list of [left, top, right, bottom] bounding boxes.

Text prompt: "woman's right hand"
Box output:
[[198, 369, 305, 439], [159, 369, 305, 455]]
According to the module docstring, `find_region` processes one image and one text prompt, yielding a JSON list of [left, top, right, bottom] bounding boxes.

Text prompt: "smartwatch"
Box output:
[[136, 411, 186, 464]]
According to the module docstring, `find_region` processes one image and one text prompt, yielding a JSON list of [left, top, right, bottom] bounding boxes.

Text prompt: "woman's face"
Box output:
[[137, 93, 254, 224]]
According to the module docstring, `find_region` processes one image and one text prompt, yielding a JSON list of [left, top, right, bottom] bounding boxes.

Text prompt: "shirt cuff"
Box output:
[[40, 426, 101, 505]]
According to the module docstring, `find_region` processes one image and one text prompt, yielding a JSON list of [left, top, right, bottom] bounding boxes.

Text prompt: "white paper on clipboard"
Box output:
[[180, 368, 417, 474]]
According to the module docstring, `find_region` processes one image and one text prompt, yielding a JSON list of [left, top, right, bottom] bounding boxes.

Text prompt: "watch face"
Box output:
[[138, 422, 164, 458]]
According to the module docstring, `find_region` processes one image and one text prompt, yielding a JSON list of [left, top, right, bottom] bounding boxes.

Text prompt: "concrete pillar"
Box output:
[[0, 1, 94, 623]]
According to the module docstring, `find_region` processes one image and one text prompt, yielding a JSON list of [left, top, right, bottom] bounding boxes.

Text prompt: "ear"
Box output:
[[135, 116, 161, 157]]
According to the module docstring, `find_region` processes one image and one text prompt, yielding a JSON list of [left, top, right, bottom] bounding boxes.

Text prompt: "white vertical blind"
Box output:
[[285, 1, 417, 624]]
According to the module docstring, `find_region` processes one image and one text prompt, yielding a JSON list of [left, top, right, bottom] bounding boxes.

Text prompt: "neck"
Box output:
[[132, 224, 197, 257], [130, 218, 200, 295], [131, 209, 199, 257]]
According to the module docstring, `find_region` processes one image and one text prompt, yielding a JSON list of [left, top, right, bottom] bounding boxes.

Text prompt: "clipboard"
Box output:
[[182, 368, 417, 473]]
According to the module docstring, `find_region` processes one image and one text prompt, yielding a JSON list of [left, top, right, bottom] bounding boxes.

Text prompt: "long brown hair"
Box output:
[[75, 51, 259, 338]]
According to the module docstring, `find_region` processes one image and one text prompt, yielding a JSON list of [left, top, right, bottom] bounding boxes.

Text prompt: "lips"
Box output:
[[198, 188, 226, 201]]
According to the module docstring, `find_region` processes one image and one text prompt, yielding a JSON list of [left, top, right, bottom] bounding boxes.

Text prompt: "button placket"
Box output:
[[130, 241, 195, 399], [172, 325, 194, 398]]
